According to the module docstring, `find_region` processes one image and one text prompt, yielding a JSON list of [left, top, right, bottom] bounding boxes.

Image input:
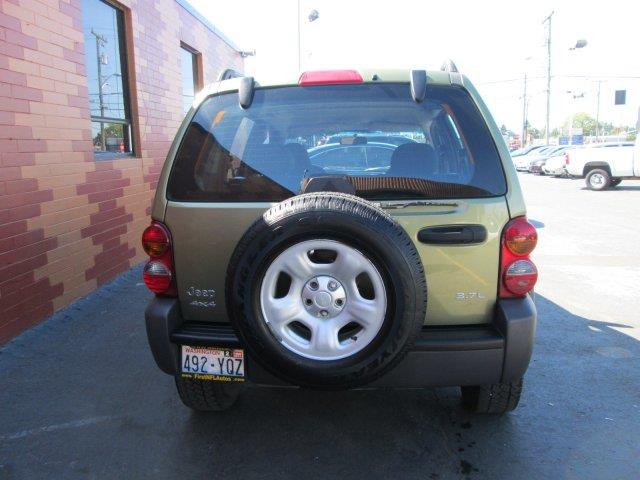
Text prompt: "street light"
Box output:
[[566, 40, 588, 145], [100, 72, 121, 90], [570, 39, 588, 50], [297, 2, 319, 72]]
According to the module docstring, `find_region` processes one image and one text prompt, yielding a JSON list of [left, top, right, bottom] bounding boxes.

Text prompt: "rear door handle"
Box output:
[[417, 225, 487, 245]]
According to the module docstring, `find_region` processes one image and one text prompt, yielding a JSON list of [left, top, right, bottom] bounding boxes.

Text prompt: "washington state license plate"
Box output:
[[181, 345, 245, 382]]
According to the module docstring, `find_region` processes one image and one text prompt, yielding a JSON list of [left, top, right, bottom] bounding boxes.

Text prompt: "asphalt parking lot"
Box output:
[[1, 174, 639, 480]]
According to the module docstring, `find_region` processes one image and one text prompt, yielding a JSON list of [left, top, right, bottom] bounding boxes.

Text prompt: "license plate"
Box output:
[[181, 345, 245, 382]]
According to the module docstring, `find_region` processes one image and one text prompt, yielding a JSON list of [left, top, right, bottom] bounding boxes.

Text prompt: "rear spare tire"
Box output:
[[226, 192, 427, 389]]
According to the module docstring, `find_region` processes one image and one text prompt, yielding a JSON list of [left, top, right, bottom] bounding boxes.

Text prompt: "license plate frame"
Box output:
[[180, 345, 245, 382]]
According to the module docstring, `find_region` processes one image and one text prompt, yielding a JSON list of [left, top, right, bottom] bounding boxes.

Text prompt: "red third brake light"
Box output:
[[141, 221, 176, 296], [500, 217, 538, 298], [565, 153, 570, 165], [298, 70, 363, 86]]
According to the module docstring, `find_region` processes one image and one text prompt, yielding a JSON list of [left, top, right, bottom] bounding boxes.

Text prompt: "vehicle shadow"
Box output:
[[162, 295, 640, 480], [579, 185, 640, 191], [1, 284, 638, 480]]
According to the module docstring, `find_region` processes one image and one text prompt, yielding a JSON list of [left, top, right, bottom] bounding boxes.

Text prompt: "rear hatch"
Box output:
[[163, 81, 509, 325]]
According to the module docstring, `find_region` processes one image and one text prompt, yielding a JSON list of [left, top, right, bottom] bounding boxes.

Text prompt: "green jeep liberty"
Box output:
[[142, 65, 538, 414]]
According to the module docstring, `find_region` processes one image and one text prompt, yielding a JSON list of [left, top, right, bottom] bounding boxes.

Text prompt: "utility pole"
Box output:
[[297, 2, 319, 72], [521, 74, 528, 148], [595, 80, 602, 142], [543, 11, 554, 145], [91, 29, 107, 150]]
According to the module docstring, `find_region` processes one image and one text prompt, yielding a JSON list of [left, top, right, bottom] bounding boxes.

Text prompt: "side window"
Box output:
[[82, 0, 134, 158], [168, 97, 294, 202], [430, 112, 472, 181]]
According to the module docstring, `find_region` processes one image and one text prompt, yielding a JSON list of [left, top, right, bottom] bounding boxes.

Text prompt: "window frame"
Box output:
[[84, 0, 139, 159], [180, 42, 203, 113], [167, 84, 508, 202]]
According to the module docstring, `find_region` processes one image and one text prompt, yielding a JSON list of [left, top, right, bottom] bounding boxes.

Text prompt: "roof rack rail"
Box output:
[[440, 59, 463, 86], [217, 69, 243, 81]]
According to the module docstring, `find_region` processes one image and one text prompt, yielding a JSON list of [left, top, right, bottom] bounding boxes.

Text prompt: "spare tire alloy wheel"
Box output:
[[260, 239, 386, 361], [227, 193, 427, 389]]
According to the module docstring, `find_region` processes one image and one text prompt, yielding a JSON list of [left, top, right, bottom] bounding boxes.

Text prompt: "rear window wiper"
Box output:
[[378, 200, 459, 210]]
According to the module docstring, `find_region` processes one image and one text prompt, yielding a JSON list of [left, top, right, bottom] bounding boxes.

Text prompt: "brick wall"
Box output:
[[0, 0, 243, 343]]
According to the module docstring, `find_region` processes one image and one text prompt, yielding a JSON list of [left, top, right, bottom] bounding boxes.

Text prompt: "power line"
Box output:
[[477, 74, 640, 86]]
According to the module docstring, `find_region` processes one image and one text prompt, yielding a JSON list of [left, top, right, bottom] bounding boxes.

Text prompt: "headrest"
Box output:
[[283, 143, 311, 169], [388, 143, 438, 178]]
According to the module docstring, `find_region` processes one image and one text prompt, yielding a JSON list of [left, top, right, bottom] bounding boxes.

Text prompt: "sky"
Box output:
[[188, 0, 640, 134]]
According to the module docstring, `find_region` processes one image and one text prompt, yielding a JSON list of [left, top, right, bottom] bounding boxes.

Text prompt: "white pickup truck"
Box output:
[[565, 141, 639, 190]]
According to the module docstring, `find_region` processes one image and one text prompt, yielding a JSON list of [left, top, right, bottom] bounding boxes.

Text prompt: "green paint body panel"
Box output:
[[154, 69, 526, 326], [165, 196, 509, 325]]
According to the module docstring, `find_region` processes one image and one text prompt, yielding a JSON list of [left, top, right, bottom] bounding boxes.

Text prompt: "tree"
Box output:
[[569, 112, 597, 136], [92, 123, 123, 148], [528, 127, 543, 139]]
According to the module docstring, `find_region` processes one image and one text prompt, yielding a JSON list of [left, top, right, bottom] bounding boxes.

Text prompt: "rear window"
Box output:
[[168, 83, 506, 202]]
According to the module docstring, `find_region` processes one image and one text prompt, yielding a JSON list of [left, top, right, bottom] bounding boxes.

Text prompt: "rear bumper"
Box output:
[[145, 295, 536, 387], [543, 165, 565, 175]]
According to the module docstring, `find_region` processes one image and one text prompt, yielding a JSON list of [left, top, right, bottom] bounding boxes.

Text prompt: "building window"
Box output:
[[82, 0, 133, 157], [181, 45, 199, 113]]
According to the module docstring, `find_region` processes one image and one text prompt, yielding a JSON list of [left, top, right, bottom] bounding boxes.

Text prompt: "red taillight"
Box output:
[[565, 153, 570, 165], [141, 221, 176, 296], [143, 261, 173, 293], [504, 217, 537, 256], [503, 260, 538, 296], [298, 70, 363, 86], [500, 217, 538, 298], [142, 222, 170, 257]]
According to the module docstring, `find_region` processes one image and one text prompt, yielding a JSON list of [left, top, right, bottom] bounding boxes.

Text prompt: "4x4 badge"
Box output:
[[187, 286, 216, 308]]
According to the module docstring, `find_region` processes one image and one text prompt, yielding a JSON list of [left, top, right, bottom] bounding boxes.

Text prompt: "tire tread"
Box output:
[[175, 376, 241, 411], [226, 192, 427, 389], [461, 378, 523, 414]]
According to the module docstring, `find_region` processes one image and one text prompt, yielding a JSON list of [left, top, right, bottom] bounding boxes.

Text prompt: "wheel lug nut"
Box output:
[[305, 298, 313, 306], [328, 281, 338, 291], [309, 281, 319, 290], [335, 298, 344, 307], [320, 310, 328, 317]]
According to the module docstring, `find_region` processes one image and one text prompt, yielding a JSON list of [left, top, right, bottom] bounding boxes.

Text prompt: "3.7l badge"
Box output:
[[455, 292, 486, 300]]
